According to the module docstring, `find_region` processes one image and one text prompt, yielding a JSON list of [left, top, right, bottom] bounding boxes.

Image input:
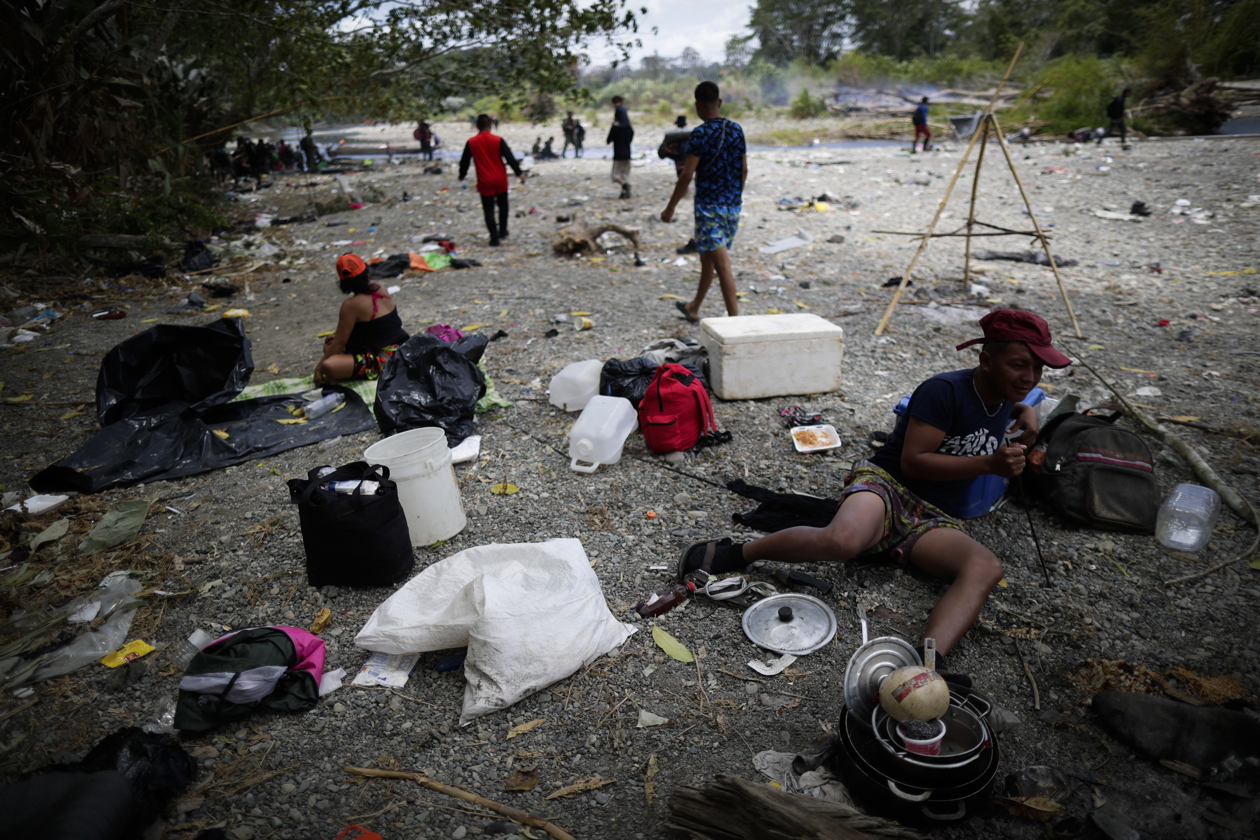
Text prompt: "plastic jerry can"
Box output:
[[569, 396, 638, 472], [1156, 483, 1221, 552], [549, 359, 603, 412]]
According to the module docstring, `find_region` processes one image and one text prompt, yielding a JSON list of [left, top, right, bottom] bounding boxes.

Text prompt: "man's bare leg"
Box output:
[[904, 528, 1004, 655], [709, 246, 739, 316], [682, 252, 716, 320], [740, 491, 885, 564]]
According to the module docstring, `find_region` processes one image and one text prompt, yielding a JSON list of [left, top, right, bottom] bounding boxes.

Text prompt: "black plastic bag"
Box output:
[[368, 253, 412, 279], [600, 357, 707, 408], [374, 333, 488, 444], [178, 240, 216, 272], [113, 257, 166, 278], [95, 318, 252, 426]]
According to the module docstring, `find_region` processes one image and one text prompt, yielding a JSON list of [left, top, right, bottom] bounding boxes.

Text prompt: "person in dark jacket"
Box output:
[[608, 95, 634, 198], [313, 254, 410, 386], [1099, 88, 1130, 145], [299, 128, 323, 172], [912, 96, 931, 152], [414, 121, 434, 160], [459, 114, 526, 246]]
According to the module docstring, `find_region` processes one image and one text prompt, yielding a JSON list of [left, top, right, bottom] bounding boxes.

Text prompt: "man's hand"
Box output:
[[990, 443, 1028, 478], [661, 206, 675, 223], [323, 336, 335, 347], [1009, 403, 1039, 446], [519, 175, 527, 185]]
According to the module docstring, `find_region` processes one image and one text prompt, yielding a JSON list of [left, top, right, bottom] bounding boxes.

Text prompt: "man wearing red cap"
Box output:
[[459, 114, 526, 246], [677, 309, 1072, 663]]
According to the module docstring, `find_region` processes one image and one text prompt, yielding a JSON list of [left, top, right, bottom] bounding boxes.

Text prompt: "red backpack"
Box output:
[[637, 363, 729, 454]]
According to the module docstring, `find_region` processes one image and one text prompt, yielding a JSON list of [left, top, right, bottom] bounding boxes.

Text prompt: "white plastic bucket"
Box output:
[[364, 428, 467, 546]]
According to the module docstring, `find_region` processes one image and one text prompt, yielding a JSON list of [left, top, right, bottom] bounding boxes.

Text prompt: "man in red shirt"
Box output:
[[458, 114, 526, 246]]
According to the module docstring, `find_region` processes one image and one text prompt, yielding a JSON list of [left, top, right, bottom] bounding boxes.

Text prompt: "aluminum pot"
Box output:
[[873, 699, 990, 767]]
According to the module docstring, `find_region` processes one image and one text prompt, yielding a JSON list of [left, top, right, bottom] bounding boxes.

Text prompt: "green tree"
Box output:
[[746, 0, 850, 65], [847, 0, 965, 60]]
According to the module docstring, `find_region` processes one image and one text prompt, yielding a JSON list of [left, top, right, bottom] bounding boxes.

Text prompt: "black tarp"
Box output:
[[30, 319, 373, 493], [373, 333, 488, 444]]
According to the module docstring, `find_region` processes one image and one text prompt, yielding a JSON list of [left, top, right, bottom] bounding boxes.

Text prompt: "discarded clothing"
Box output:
[[368, 253, 414, 279], [759, 229, 814, 255], [972, 250, 1079, 267], [727, 479, 839, 531], [178, 240, 215, 273]]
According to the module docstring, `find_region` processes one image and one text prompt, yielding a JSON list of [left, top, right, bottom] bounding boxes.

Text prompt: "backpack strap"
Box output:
[[1082, 403, 1125, 423], [690, 380, 732, 448]]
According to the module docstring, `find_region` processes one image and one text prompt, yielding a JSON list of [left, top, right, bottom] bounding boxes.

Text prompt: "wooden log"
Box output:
[[552, 214, 642, 256], [665, 774, 920, 840]]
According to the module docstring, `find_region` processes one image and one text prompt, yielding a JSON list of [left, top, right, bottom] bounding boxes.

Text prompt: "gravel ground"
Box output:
[[2, 122, 1259, 840]]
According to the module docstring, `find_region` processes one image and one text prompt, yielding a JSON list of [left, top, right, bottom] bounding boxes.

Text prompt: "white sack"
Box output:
[[355, 538, 635, 724]]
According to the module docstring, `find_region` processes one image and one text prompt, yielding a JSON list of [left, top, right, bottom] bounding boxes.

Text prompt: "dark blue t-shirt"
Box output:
[[687, 117, 746, 207], [913, 104, 928, 125], [869, 369, 1014, 516]]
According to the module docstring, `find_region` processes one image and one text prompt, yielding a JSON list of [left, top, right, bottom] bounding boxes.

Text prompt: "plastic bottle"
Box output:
[[326, 480, 381, 495], [141, 696, 179, 735], [635, 581, 696, 619], [1156, 483, 1221, 552], [303, 392, 345, 419], [569, 396, 638, 472], [168, 628, 216, 671], [548, 359, 603, 411]]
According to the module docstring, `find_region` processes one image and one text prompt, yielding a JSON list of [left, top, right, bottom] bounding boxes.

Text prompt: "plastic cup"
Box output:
[[897, 719, 946, 756]]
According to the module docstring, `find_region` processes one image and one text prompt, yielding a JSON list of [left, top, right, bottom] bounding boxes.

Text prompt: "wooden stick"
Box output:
[[870, 229, 1047, 239], [344, 766, 576, 840], [1011, 638, 1040, 711], [874, 44, 1023, 336], [964, 118, 991, 285], [988, 114, 1083, 338]]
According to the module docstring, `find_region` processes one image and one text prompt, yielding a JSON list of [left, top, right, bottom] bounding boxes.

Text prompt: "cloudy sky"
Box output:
[[595, 0, 754, 67]]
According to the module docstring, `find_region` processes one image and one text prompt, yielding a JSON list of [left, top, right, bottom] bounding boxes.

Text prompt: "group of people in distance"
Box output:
[[207, 129, 326, 185]]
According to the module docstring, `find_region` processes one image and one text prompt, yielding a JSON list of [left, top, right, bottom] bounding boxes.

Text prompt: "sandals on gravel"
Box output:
[[676, 537, 732, 583], [675, 300, 699, 324]]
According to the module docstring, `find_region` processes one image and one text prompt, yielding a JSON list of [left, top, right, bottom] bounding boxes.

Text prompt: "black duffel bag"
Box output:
[[287, 461, 414, 587]]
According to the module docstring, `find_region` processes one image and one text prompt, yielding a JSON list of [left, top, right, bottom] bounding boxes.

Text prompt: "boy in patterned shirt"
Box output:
[[661, 81, 747, 320]]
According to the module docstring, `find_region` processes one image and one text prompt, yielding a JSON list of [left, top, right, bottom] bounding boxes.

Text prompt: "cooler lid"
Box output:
[[701, 313, 843, 344]]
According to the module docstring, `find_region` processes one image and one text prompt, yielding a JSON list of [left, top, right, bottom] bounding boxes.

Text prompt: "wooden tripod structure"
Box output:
[[874, 44, 1083, 339]]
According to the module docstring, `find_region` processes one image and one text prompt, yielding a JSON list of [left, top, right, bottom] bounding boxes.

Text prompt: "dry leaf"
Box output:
[[994, 796, 1069, 821], [310, 607, 332, 634], [6, 395, 33, 403], [59, 410, 84, 420], [317, 330, 335, 338], [462, 323, 492, 330], [276, 418, 307, 425], [490, 482, 519, 495], [212, 429, 230, 440], [266, 363, 280, 374], [652, 625, 694, 663], [545, 776, 614, 800], [644, 754, 659, 805], [657, 294, 684, 300], [506, 719, 546, 739], [764, 308, 784, 314], [505, 768, 540, 791], [1170, 416, 1201, 422], [795, 300, 809, 309], [637, 709, 669, 728]]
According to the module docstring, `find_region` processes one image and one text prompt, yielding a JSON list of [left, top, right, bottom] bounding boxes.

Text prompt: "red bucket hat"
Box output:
[[956, 309, 1072, 368], [336, 253, 367, 280]]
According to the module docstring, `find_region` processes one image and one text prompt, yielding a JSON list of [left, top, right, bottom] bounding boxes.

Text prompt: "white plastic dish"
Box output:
[[790, 424, 841, 453]]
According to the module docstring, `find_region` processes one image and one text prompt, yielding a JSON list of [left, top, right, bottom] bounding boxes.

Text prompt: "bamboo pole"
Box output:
[[344, 766, 577, 840], [963, 118, 991, 285], [988, 115, 1084, 338], [874, 43, 1024, 336]]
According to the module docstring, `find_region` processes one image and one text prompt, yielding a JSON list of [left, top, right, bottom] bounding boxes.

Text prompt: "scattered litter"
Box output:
[[918, 303, 983, 328], [1091, 208, 1143, 222], [223, 308, 250, 318], [973, 250, 1079, 267], [748, 653, 798, 676], [1136, 387, 1162, 397], [352, 652, 421, 688], [637, 709, 669, 728], [759, 230, 814, 255], [101, 639, 155, 668], [78, 496, 157, 555], [318, 667, 345, 696], [5, 494, 69, 515]]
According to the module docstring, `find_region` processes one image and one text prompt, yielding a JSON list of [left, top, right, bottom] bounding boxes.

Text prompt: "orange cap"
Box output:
[[336, 253, 367, 279]]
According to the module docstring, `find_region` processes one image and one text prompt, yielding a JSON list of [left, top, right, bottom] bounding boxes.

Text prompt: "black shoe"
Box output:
[[677, 538, 733, 583], [676, 239, 698, 254], [499, 229, 509, 240], [489, 237, 501, 247]]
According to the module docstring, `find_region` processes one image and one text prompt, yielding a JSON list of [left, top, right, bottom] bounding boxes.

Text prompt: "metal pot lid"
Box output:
[[742, 593, 837, 656], [843, 636, 921, 726]]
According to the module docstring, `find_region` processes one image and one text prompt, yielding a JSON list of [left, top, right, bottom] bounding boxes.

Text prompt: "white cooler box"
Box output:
[[700, 314, 844, 400]]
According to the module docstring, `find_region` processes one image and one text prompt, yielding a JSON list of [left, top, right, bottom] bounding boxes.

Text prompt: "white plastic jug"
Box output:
[[549, 360, 603, 412], [569, 396, 638, 473], [364, 428, 466, 546]]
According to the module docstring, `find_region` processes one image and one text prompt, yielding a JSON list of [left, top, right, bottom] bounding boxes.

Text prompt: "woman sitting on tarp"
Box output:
[[313, 254, 410, 385]]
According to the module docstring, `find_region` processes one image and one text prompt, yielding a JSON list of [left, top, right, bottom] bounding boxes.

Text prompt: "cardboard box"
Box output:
[[700, 314, 844, 400]]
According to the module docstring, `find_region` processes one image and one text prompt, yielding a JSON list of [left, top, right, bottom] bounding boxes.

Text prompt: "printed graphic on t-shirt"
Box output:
[[938, 427, 1000, 458]]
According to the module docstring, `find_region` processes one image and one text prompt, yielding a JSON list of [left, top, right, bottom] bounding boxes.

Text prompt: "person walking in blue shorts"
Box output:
[[661, 81, 747, 320]]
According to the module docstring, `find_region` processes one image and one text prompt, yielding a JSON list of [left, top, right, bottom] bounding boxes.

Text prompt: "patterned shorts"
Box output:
[[694, 204, 741, 253], [838, 460, 965, 564], [351, 344, 400, 381]]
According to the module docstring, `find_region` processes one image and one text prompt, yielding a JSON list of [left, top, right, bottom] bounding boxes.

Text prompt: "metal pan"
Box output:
[[843, 604, 920, 725], [873, 700, 991, 768]]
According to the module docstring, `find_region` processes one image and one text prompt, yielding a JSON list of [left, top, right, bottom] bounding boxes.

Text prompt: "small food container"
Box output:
[[791, 424, 841, 453]]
